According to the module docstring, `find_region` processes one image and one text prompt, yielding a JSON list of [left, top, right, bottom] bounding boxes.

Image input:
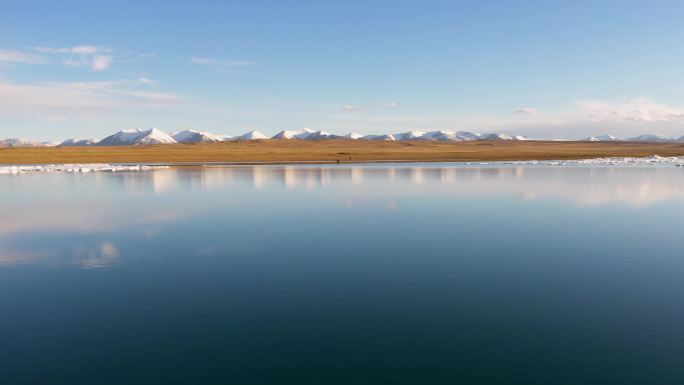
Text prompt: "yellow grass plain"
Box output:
[[2, 140, 684, 165]]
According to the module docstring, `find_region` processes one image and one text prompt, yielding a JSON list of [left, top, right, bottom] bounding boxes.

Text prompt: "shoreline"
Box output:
[[2, 155, 684, 174], [2, 140, 684, 166]]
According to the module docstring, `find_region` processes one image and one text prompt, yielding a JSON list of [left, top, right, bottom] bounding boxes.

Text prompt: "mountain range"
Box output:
[[2, 128, 684, 147]]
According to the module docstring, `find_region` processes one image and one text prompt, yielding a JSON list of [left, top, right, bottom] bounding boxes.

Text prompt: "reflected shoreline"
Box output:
[[2, 164, 684, 268]]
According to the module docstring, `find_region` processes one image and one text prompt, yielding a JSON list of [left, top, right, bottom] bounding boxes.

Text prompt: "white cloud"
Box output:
[[576, 97, 684, 123], [137, 77, 156, 85], [343, 101, 396, 112], [35, 45, 114, 71], [316, 97, 684, 139], [342, 104, 362, 112], [512, 107, 538, 115], [0, 49, 45, 64], [34, 45, 110, 55], [190, 57, 256, 68], [502, 97, 684, 138], [0, 79, 181, 121], [92, 55, 112, 71]]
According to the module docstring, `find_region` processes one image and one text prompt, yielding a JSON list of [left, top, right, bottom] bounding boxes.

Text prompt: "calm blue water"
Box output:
[[1, 164, 683, 384]]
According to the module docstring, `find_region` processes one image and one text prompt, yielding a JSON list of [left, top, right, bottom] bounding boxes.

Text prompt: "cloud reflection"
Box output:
[[2, 164, 683, 268]]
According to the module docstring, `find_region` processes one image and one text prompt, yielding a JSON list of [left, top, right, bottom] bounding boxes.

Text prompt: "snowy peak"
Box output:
[[628, 133, 674, 142], [272, 128, 316, 139], [136, 128, 177, 145], [0, 138, 56, 147], [387, 131, 516, 141], [171, 129, 223, 143], [394, 131, 426, 140], [454, 131, 481, 141], [582, 134, 623, 142], [59, 138, 97, 146], [272, 129, 353, 140], [596, 134, 623, 141], [360, 134, 396, 141], [234, 131, 269, 140], [479, 133, 513, 141], [305, 130, 346, 140], [96, 128, 177, 146], [421, 131, 462, 141]]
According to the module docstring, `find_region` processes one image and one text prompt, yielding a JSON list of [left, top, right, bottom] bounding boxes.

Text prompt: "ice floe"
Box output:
[[454, 155, 684, 167], [0, 164, 169, 174]]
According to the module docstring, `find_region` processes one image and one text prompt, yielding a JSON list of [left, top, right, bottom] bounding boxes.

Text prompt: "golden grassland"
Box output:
[[2, 140, 684, 165]]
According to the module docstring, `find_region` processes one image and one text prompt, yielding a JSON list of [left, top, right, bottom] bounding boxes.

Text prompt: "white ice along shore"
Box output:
[[469, 155, 684, 167], [4, 128, 684, 147], [1, 156, 683, 174], [0, 164, 169, 174]]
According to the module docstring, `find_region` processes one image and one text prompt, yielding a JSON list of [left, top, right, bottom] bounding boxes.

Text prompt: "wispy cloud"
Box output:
[[576, 97, 684, 123], [342, 104, 362, 112], [190, 57, 256, 68], [320, 96, 684, 139], [0, 49, 45, 64], [35, 45, 114, 71], [34, 45, 110, 55], [342, 101, 398, 113], [512, 107, 538, 115], [499, 97, 684, 138], [137, 77, 156, 85], [0, 79, 181, 122], [92, 55, 112, 71]]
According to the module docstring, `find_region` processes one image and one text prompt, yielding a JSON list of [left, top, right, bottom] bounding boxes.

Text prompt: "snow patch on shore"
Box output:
[[476, 155, 684, 166], [1, 156, 683, 174], [0, 164, 169, 174]]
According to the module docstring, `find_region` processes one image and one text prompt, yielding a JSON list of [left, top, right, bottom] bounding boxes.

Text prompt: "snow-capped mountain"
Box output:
[[272, 128, 316, 139], [628, 133, 675, 142], [384, 130, 517, 141], [421, 131, 463, 141], [360, 134, 396, 141], [96, 128, 177, 146], [478, 133, 513, 141], [582, 134, 625, 142], [454, 131, 481, 141], [345, 133, 364, 139], [59, 139, 98, 146], [171, 130, 223, 143], [305, 130, 347, 140], [6, 127, 684, 146], [511, 135, 529, 141], [394, 131, 426, 140], [596, 134, 623, 141], [0, 138, 57, 147], [233, 131, 269, 140]]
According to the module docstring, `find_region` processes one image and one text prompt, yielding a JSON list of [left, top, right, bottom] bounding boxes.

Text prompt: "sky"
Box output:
[[2, 0, 684, 140]]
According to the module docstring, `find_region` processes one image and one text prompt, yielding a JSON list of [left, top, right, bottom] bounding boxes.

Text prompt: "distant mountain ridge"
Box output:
[[3, 129, 684, 147], [171, 130, 224, 143], [96, 128, 177, 146]]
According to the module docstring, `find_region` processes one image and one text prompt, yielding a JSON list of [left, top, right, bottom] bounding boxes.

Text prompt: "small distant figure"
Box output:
[[349, 156, 352, 161], [336, 159, 340, 164]]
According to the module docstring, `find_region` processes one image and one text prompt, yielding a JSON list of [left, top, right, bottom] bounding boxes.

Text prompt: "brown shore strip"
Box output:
[[2, 140, 684, 165]]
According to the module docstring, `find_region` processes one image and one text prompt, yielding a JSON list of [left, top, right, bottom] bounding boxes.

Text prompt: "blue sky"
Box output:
[[2, 0, 684, 140]]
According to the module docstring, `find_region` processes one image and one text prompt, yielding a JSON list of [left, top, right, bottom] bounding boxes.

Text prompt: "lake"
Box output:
[[1, 164, 683, 384]]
